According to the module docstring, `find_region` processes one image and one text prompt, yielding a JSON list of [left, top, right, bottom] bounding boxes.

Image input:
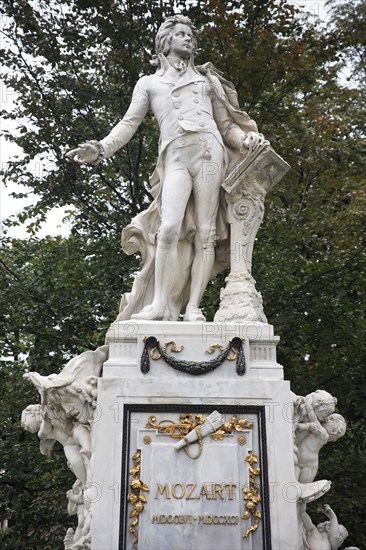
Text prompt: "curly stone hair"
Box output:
[[151, 15, 198, 65]]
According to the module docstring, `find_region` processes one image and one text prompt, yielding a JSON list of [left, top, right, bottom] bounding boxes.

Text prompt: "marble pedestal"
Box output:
[[91, 321, 301, 550]]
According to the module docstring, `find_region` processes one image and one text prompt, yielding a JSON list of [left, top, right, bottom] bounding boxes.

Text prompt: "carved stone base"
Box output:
[[214, 272, 267, 323], [92, 320, 300, 549], [22, 319, 351, 549]]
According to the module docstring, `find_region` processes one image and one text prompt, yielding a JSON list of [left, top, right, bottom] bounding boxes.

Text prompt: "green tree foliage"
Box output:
[[0, 0, 365, 547]]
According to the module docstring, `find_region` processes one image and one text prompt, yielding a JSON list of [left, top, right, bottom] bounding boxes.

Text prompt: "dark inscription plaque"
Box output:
[[120, 404, 271, 550]]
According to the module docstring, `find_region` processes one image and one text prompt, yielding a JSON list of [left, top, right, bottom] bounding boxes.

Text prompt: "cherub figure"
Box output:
[[67, 480, 85, 544], [23, 345, 108, 425], [300, 504, 348, 550], [296, 413, 346, 483], [21, 403, 91, 485], [66, 480, 93, 550], [293, 390, 340, 480], [292, 390, 345, 502]]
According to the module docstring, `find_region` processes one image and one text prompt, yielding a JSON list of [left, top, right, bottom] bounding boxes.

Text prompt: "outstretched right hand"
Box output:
[[66, 142, 100, 164]]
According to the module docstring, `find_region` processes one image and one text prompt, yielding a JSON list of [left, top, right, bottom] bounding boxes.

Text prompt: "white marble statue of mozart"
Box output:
[[68, 15, 267, 321]]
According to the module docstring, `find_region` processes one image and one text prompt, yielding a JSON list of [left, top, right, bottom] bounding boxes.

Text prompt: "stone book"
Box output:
[[223, 145, 291, 195]]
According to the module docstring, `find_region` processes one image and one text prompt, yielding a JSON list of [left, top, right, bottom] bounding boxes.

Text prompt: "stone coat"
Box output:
[[100, 58, 256, 164]]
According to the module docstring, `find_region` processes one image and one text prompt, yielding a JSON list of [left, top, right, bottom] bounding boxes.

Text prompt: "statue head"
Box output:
[[317, 521, 348, 542], [311, 390, 337, 422], [21, 404, 42, 433], [323, 413, 346, 441], [153, 15, 198, 62]]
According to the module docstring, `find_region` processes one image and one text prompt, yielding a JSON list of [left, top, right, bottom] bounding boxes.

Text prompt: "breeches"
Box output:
[[158, 133, 225, 247]]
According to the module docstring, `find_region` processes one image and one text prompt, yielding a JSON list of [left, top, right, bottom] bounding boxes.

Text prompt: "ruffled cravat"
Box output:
[[173, 59, 187, 75], [170, 59, 188, 76]]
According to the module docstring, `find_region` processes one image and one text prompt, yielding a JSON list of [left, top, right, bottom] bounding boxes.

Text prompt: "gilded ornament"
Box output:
[[130, 479, 142, 490], [149, 346, 162, 360], [242, 450, 262, 539], [245, 501, 257, 512], [238, 435, 246, 445], [161, 340, 184, 353], [128, 449, 149, 548], [143, 337, 184, 361], [132, 450, 141, 462], [226, 337, 245, 361], [143, 435, 152, 445], [145, 413, 205, 441], [128, 493, 138, 504], [226, 348, 239, 361], [145, 412, 253, 450], [212, 429, 226, 440], [239, 418, 253, 428], [134, 502, 144, 513], [206, 343, 225, 354]]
